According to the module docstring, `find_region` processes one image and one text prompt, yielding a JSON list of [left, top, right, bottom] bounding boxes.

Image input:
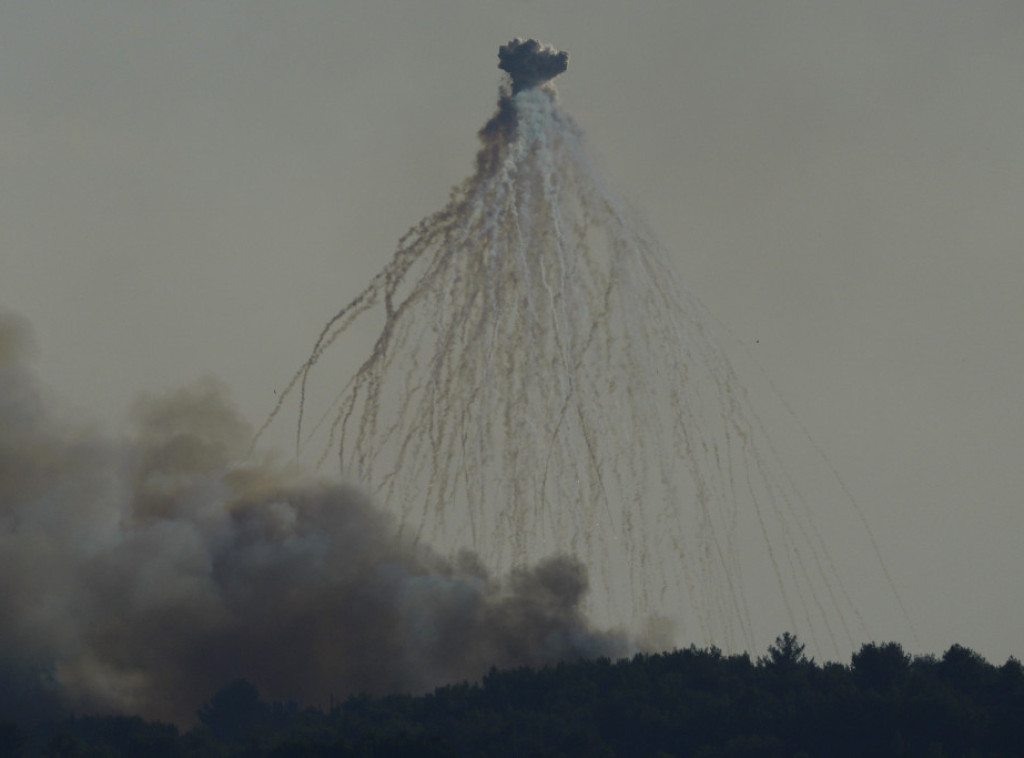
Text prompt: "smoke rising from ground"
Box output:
[[0, 312, 627, 726]]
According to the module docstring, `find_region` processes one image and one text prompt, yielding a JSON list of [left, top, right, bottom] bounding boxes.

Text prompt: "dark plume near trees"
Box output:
[[0, 311, 625, 727]]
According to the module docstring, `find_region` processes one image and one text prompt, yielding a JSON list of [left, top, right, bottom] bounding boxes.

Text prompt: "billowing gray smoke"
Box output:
[[498, 38, 568, 93], [0, 312, 627, 726]]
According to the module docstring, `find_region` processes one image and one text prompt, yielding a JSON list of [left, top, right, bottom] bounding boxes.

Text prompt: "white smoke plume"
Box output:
[[256, 40, 913, 661], [0, 312, 627, 726]]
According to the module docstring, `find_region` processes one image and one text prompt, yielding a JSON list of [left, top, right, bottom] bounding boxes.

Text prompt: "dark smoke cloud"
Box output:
[[0, 312, 627, 726], [498, 38, 568, 93]]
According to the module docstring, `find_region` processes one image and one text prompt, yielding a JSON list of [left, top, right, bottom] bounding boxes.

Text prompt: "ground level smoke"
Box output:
[[0, 312, 626, 726]]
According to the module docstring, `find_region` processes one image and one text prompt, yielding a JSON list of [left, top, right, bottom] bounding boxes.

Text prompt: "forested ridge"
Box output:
[[4, 635, 1022, 757]]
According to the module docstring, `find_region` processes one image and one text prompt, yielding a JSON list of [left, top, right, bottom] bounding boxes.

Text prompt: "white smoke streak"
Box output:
[[258, 52, 911, 658]]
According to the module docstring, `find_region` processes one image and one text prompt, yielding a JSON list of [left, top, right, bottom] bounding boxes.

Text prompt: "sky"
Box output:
[[1, 1, 1023, 665]]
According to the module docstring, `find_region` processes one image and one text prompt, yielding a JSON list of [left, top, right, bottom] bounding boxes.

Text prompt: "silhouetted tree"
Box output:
[[760, 632, 809, 668], [939, 644, 993, 695], [197, 679, 268, 744], [851, 641, 911, 693]]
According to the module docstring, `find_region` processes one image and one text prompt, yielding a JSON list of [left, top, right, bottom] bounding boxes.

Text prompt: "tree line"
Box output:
[[4, 635, 1023, 757]]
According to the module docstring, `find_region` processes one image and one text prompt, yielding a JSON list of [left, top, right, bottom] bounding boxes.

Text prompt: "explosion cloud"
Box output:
[[0, 312, 626, 726], [498, 38, 569, 93]]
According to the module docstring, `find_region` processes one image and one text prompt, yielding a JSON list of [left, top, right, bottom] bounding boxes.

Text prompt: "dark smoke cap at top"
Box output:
[[498, 38, 569, 93]]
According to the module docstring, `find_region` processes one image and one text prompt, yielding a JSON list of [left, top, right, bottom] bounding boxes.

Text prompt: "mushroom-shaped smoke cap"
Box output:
[[499, 38, 569, 94]]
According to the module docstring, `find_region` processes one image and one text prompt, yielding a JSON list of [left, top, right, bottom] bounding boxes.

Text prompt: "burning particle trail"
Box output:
[[257, 40, 912, 655]]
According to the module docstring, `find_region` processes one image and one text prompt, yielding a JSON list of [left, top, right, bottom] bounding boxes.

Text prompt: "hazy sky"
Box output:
[[2, 2, 1022, 663]]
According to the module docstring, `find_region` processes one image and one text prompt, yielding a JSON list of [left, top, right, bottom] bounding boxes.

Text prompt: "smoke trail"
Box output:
[[257, 40, 912, 658], [0, 312, 626, 726]]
